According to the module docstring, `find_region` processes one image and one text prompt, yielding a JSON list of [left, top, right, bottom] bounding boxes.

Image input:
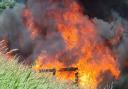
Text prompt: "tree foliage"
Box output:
[[0, 0, 16, 9]]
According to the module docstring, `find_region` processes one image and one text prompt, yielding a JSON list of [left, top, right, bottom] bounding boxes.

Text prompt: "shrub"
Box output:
[[0, 0, 16, 9]]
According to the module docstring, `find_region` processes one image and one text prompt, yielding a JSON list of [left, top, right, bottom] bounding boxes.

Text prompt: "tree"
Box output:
[[0, 0, 16, 9]]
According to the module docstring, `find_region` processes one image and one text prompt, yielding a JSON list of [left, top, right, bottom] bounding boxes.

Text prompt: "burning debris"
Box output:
[[39, 67, 79, 83], [39, 68, 56, 75], [58, 67, 78, 72]]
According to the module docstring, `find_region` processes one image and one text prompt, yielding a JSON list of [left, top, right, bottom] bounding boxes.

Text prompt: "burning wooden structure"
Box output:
[[39, 67, 79, 83]]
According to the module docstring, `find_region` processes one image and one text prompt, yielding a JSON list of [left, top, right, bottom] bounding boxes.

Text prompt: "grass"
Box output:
[[0, 1, 78, 89], [0, 55, 79, 89]]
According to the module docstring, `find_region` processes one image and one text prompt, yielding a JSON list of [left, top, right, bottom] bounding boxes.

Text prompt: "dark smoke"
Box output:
[[0, 3, 34, 63], [0, 0, 128, 88], [79, 0, 128, 21], [25, 0, 128, 88], [78, 0, 128, 88], [24, 0, 82, 66]]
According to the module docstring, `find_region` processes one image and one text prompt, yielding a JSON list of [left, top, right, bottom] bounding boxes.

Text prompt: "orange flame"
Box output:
[[23, 1, 120, 89], [23, 8, 40, 39]]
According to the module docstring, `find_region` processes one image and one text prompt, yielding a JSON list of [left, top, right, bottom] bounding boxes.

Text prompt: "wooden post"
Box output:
[[40, 67, 79, 84]]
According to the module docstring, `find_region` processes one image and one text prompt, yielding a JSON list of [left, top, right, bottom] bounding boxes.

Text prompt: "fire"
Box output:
[[58, 24, 78, 49], [23, 0, 120, 89], [23, 8, 40, 39]]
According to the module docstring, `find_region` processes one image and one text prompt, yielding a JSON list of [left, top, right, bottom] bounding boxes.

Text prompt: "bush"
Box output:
[[0, 0, 16, 9]]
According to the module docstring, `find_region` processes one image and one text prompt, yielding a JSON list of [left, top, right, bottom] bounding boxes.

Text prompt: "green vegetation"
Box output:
[[0, 0, 16, 9], [0, 55, 78, 89]]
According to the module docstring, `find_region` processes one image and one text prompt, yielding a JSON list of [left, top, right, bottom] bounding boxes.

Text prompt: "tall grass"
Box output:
[[0, 55, 78, 89]]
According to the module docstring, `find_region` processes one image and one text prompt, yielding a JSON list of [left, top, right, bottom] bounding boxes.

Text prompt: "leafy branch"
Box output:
[[0, 0, 16, 9]]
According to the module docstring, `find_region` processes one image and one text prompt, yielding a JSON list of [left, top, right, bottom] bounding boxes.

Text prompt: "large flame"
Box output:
[[23, 0, 120, 89]]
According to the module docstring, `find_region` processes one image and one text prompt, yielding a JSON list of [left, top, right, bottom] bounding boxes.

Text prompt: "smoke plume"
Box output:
[[0, 0, 128, 88]]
